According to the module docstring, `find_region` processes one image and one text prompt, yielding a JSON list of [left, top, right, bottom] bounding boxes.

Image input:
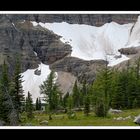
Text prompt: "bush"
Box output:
[[67, 111, 76, 119], [95, 99, 108, 117]]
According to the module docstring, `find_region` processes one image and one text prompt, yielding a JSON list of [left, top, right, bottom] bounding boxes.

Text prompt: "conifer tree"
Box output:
[[84, 95, 90, 116], [36, 98, 39, 110], [40, 71, 60, 119], [62, 92, 69, 112], [72, 80, 80, 108], [10, 57, 24, 121], [0, 61, 14, 124], [25, 91, 34, 119], [92, 62, 112, 117], [38, 98, 42, 110]]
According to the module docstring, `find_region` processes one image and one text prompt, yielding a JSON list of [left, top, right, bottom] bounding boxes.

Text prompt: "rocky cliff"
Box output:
[[0, 15, 72, 75], [5, 14, 139, 26], [0, 14, 139, 95]]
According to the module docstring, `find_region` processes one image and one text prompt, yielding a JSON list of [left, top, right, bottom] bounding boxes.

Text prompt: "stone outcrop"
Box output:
[[118, 47, 138, 55], [0, 16, 72, 75], [5, 14, 138, 26], [50, 57, 107, 83]]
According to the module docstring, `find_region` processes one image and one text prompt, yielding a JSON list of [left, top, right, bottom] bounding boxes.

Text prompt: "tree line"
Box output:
[[0, 58, 35, 125], [1, 56, 140, 125], [40, 57, 140, 118]]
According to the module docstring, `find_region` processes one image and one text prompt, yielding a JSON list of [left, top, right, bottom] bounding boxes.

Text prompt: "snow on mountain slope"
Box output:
[[127, 15, 140, 47], [32, 21, 133, 66], [21, 63, 51, 102]]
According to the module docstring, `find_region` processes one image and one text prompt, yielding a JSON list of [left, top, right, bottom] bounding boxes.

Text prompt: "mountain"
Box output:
[[0, 14, 140, 102]]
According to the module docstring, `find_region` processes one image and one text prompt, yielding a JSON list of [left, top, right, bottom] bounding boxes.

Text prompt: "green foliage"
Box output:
[[84, 95, 90, 116], [25, 91, 34, 119], [132, 98, 138, 108], [67, 95, 73, 111], [36, 98, 39, 110], [10, 57, 25, 122], [0, 61, 11, 123], [95, 98, 109, 117], [92, 63, 111, 117], [72, 80, 80, 107], [40, 71, 61, 113], [38, 98, 42, 110]]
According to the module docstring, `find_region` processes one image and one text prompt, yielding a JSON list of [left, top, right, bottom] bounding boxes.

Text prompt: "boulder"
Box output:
[[118, 47, 138, 55], [0, 120, 6, 126], [25, 123, 33, 126], [34, 69, 41, 75], [134, 115, 140, 125], [116, 117, 123, 121], [40, 120, 49, 125], [109, 108, 122, 114]]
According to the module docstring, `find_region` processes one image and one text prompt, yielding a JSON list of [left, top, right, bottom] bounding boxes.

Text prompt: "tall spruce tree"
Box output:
[[38, 98, 42, 110], [10, 57, 24, 122], [25, 91, 34, 119], [72, 80, 80, 108], [36, 98, 39, 110], [92, 62, 112, 117], [0, 61, 11, 124], [62, 92, 69, 112], [84, 95, 90, 116], [40, 71, 60, 119]]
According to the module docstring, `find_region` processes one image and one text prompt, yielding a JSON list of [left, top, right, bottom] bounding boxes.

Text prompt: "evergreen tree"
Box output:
[[84, 95, 90, 116], [62, 92, 69, 112], [35, 98, 39, 110], [10, 57, 24, 121], [95, 98, 106, 117], [132, 98, 138, 108], [25, 91, 34, 119], [67, 95, 74, 119], [40, 71, 60, 119], [0, 61, 11, 124], [38, 98, 42, 110], [72, 80, 80, 108], [92, 62, 112, 117], [80, 79, 88, 107]]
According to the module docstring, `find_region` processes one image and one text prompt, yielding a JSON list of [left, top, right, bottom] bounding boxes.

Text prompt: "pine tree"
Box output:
[[84, 95, 90, 116], [10, 57, 24, 122], [35, 98, 39, 110], [62, 92, 69, 112], [40, 71, 60, 119], [72, 80, 80, 108], [0, 61, 11, 124], [132, 98, 138, 108], [67, 95, 74, 119], [38, 98, 42, 110], [80, 79, 88, 107], [92, 62, 112, 117], [25, 91, 34, 119], [111, 70, 127, 109]]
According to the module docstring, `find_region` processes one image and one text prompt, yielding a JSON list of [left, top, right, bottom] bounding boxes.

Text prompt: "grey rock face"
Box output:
[[34, 69, 41, 76], [5, 14, 138, 26], [51, 57, 107, 83], [0, 14, 139, 94], [118, 47, 138, 55], [0, 15, 72, 75]]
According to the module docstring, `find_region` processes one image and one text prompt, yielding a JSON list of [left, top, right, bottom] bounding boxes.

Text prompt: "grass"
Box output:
[[21, 108, 140, 126]]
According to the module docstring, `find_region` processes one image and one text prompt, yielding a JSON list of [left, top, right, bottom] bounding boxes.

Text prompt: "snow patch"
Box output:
[[31, 21, 39, 26], [21, 63, 51, 103], [37, 21, 133, 66], [107, 54, 130, 66], [127, 15, 140, 48]]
